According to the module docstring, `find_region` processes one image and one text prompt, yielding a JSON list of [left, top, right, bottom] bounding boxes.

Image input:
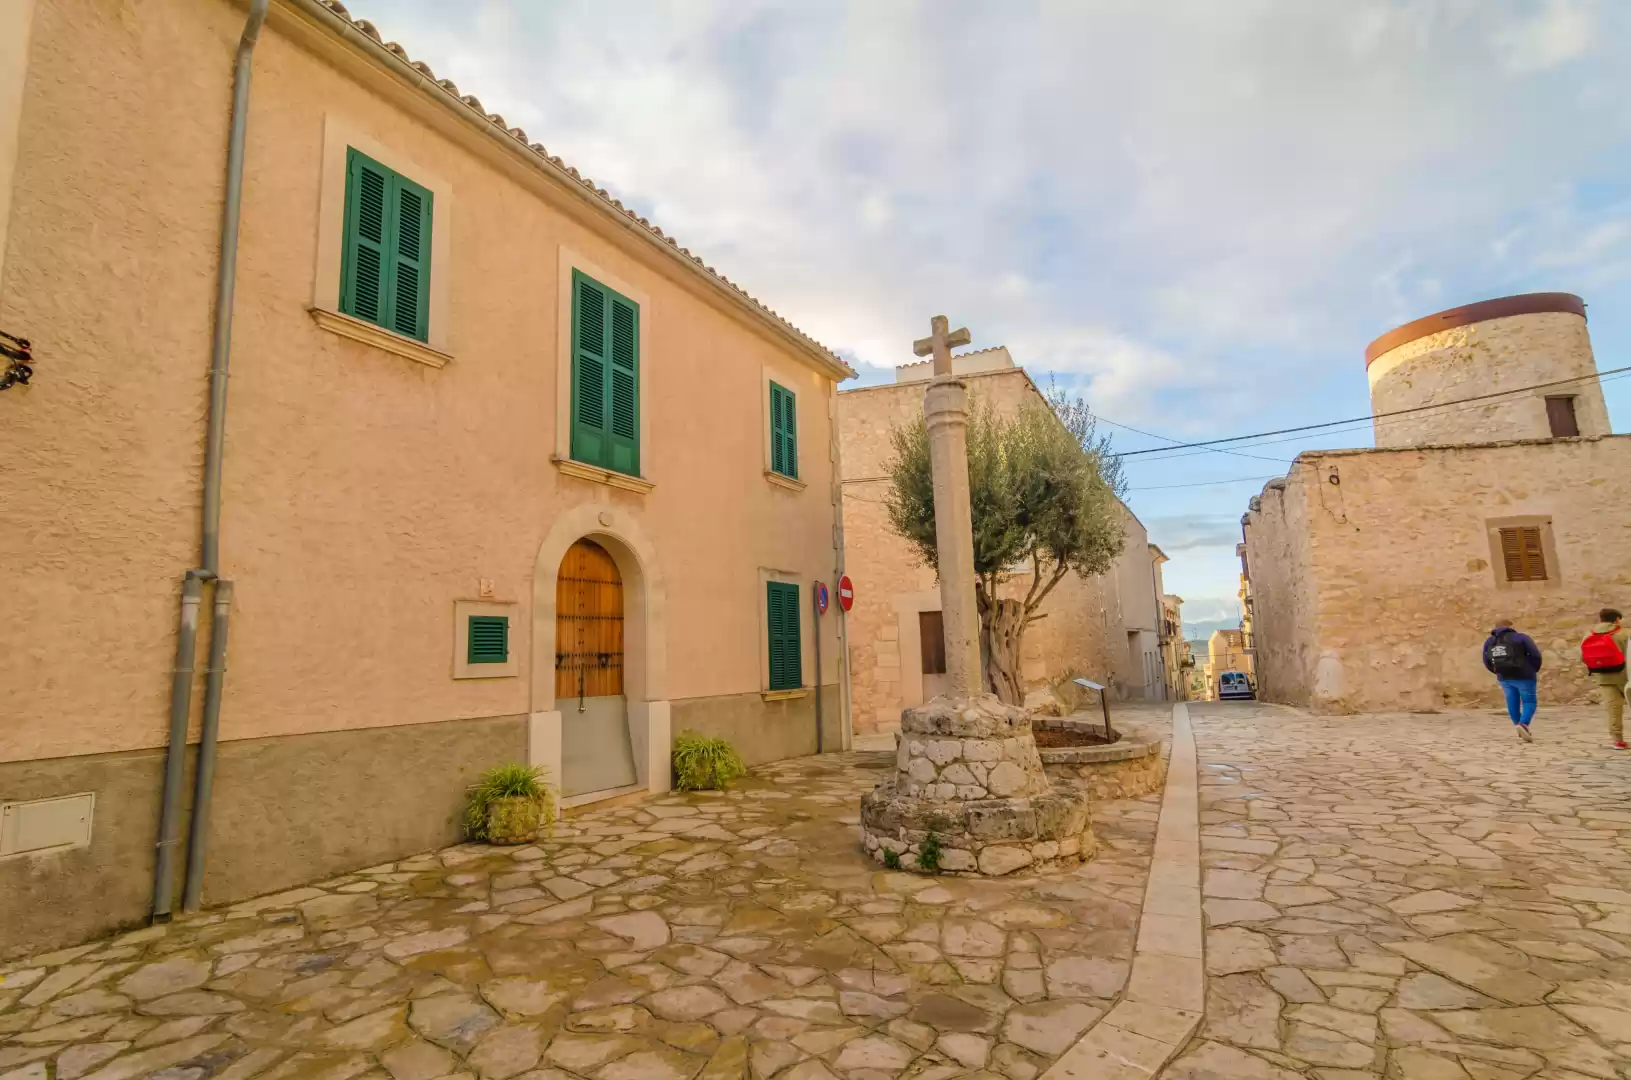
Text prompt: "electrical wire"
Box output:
[[1111, 364, 1631, 457], [1127, 475, 1282, 491]]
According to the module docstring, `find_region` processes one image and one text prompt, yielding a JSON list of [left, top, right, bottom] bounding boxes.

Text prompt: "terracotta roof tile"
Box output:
[[311, 0, 850, 376]]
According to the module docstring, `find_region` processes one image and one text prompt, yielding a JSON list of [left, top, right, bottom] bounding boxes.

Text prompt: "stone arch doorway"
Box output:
[[530, 505, 671, 805], [555, 538, 638, 796]]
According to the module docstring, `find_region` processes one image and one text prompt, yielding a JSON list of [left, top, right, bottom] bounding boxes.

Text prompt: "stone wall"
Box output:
[[1368, 311, 1609, 448], [1035, 720, 1168, 802], [1243, 477, 1319, 706], [838, 369, 1155, 734], [1243, 436, 1631, 714]]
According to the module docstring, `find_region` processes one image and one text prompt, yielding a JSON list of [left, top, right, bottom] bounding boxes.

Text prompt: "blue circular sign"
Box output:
[[816, 581, 830, 614]]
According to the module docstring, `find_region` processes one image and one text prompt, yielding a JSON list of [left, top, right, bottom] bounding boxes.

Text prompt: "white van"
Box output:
[[1218, 671, 1254, 701]]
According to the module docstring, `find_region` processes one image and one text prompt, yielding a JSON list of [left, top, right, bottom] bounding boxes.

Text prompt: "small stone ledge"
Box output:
[[1038, 722, 1168, 802]]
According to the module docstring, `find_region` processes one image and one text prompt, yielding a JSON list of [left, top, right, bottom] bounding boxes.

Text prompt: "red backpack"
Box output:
[[1582, 629, 1627, 674]]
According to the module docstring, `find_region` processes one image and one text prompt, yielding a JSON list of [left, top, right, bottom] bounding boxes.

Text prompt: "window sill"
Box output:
[[761, 688, 809, 702], [311, 308, 452, 369], [553, 456, 655, 494], [764, 470, 806, 492]]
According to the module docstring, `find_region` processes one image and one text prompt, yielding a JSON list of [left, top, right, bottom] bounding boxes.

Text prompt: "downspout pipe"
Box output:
[[151, 0, 266, 924]]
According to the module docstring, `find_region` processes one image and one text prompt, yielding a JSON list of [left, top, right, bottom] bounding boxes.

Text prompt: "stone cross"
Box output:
[[913, 314, 972, 377], [913, 315, 982, 697]]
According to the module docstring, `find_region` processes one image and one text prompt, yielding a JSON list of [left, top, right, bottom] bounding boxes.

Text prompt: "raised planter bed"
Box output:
[[1035, 716, 1167, 802]]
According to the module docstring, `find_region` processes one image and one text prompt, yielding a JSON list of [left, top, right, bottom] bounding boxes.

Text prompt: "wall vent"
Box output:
[[0, 793, 95, 858]]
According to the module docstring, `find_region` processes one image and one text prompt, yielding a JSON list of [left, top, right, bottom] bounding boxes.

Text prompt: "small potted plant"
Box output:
[[464, 763, 554, 845], [672, 731, 746, 791]]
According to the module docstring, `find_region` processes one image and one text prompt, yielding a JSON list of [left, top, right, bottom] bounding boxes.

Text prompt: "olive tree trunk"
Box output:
[[978, 592, 1028, 705]]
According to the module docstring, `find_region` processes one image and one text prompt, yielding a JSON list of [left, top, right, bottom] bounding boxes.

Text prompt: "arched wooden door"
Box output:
[[556, 539, 637, 796]]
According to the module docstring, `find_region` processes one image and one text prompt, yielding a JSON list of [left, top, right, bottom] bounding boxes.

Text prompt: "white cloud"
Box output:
[[1494, 0, 1597, 73]]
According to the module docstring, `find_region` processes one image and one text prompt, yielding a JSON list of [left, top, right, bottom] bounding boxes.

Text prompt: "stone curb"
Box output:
[[1041, 703, 1203, 1079]]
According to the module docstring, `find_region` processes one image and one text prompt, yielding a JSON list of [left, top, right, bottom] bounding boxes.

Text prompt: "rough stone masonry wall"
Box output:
[[1244, 436, 1631, 714], [1244, 474, 1320, 707], [1368, 311, 1610, 448]]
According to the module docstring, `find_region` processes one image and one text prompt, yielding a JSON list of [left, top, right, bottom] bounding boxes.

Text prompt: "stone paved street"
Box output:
[[1173, 701, 1631, 1080], [8, 700, 1631, 1080], [0, 746, 1160, 1080]]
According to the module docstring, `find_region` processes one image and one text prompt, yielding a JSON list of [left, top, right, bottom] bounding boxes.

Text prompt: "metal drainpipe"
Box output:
[[151, 0, 267, 924]]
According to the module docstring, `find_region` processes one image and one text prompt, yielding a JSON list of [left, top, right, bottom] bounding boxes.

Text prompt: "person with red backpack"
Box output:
[[1582, 608, 1629, 750]]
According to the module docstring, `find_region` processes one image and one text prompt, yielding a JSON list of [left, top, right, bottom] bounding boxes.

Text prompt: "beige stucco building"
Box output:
[[0, 0, 853, 954], [836, 348, 1169, 734], [1160, 592, 1186, 701], [1244, 293, 1629, 714]]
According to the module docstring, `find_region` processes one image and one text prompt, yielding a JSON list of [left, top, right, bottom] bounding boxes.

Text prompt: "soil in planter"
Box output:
[[1033, 726, 1121, 748]]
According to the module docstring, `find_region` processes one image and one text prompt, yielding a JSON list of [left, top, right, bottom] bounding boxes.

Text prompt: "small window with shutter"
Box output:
[[340, 148, 433, 342], [571, 270, 641, 476], [1498, 526, 1548, 582], [769, 382, 798, 479], [919, 611, 947, 675], [467, 615, 510, 664], [1545, 396, 1580, 438], [766, 581, 802, 691]]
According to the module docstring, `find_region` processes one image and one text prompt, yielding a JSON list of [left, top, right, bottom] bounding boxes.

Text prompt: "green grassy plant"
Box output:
[[918, 831, 944, 874], [672, 731, 746, 791], [464, 763, 553, 841], [882, 848, 902, 870]]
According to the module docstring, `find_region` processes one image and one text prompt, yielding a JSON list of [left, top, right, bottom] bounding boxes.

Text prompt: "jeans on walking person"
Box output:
[[1483, 618, 1542, 742], [1498, 678, 1539, 729]]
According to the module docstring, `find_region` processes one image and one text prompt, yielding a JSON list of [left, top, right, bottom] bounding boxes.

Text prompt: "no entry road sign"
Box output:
[[837, 575, 855, 612]]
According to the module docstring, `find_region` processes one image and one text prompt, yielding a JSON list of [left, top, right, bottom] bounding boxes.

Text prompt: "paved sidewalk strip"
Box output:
[[1045, 703, 1202, 1079]]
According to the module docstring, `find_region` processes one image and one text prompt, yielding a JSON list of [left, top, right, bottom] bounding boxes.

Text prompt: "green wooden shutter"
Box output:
[[340, 148, 433, 342], [340, 149, 389, 326], [607, 294, 640, 475], [769, 382, 797, 480], [571, 272, 610, 468], [388, 173, 433, 342], [767, 582, 802, 691], [468, 615, 509, 664], [571, 271, 640, 476]]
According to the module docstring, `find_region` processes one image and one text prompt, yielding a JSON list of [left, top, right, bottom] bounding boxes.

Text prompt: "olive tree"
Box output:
[[884, 386, 1127, 705]]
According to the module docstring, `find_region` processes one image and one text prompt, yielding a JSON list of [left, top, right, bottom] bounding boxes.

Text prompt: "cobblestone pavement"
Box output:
[[1173, 702, 1631, 1080], [0, 746, 1162, 1080]]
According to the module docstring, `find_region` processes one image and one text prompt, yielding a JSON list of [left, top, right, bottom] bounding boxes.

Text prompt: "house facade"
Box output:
[[836, 349, 1167, 733], [1244, 293, 1628, 713], [0, 0, 851, 954]]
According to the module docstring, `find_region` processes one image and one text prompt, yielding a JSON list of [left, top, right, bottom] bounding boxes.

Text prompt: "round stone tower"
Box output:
[[1365, 292, 1608, 448]]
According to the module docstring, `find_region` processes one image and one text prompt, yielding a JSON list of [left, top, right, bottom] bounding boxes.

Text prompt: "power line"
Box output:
[[1112, 364, 1631, 457], [1092, 415, 1296, 464], [1127, 474, 1281, 491]]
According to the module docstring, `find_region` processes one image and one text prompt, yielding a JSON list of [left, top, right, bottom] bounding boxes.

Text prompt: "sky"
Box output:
[[356, 0, 1631, 638]]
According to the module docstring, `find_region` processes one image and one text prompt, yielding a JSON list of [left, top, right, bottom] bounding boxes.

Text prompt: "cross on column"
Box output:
[[913, 314, 972, 377]]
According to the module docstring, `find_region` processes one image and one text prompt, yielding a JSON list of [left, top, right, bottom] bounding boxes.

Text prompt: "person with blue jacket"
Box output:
[[1483, 618, 1543, 742]]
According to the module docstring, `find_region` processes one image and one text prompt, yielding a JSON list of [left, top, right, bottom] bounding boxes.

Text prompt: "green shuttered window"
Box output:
[[769, 382, 798, 479], [467, 615, 509, 665], [571, 270, 641, 476], [766, 582, 802, 691], [340, 147, 433, 342]]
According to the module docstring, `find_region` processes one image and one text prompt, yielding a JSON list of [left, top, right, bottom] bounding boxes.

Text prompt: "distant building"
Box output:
[[1160, 591, 1187, 701], [1243, 293, 1628, 712], [837, 348, 1169, 733]]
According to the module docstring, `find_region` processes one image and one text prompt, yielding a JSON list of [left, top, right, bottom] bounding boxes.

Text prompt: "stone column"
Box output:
[[923, 375, 982, 697]]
